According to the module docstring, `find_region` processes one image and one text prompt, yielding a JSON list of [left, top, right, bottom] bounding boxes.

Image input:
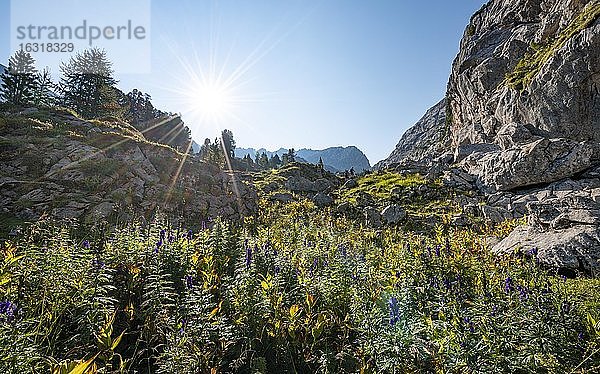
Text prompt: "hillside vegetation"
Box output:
[[1, 172, 599, 373]]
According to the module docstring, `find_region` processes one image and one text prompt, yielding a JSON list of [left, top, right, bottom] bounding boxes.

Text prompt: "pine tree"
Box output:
[[0, 50, 38, 106], [259, 152, 269, 168], [220, 129, 235, 159], [126, 89, 161, 126], [59, 48, 120, 118], [200, 138, 212, 161], [283, 148, 296, 164], [210, 137, 225, 166], [317, 157, 324, 170], [269, 154, 282, 169], [32, 68, 56, 107]]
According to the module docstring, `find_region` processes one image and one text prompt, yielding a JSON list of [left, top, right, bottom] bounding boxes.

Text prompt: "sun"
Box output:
[[186, 80, 234, 119]]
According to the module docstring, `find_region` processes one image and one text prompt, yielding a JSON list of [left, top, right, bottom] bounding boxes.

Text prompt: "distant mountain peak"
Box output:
[[235, 146, 371, 172]]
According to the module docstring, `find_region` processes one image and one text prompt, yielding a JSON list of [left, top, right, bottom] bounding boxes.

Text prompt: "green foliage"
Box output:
[[32, 68, 56, 108], [79, 159, 124, 178], [199, 137, 226, 166], [221, 129, 236, 159], [445, 103, 453, 127], [505, 2, 600, 91], [124, 89, 163, 126], [59, 48, 123, 119], [0, 50, 38, 106], [341, 171, 429, 201], [0, 199, 599, 373], [466, 24, 476, 37]]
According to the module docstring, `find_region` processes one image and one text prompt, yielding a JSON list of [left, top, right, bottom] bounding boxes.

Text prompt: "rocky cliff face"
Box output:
[[378, 0, 600, 275], [449, 0, 600, 191], [380, 0, 600, 189], [374, 99, 449, 170], [0, 108, 257, 228]]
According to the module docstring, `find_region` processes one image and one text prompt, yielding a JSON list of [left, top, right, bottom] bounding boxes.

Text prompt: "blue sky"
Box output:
[[0, 0, 487, 164]]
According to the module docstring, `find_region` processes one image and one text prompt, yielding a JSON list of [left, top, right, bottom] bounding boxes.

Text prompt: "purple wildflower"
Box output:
[[0, 301, 17, 322], [517, 285, 528, 300], [82, 240, 91, 249], [491, 305, 498, 316], [245, 246, 252, 269], [186, 229, 193, 241], [389, 296, 400, 326], [526, 247, 538, 257], [434, 245, 441, 257], [160, 229, 166, 240], [91, 258, 105, 269], [185, 275, 194, 289], [504, 277, 514, 293], [338, 244, 347, 258]]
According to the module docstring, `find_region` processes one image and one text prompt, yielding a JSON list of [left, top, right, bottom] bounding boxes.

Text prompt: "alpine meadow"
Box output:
[[1, 0, 600, 373]]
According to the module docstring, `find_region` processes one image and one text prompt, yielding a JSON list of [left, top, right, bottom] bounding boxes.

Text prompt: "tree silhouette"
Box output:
[[220, 129, 236, 159], [59, 48, 121, 118], [0, 50, 38, 106]]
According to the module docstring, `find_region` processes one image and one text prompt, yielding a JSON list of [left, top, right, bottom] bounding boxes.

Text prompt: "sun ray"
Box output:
[[164, 139, 192, 205], [219, 134, 245, 217]]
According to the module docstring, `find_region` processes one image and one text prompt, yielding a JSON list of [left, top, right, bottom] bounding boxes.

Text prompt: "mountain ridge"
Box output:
[[235, 145, 371, 172]]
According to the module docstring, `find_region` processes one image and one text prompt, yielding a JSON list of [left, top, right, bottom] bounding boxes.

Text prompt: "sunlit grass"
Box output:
[[1, 200, 599, 372]]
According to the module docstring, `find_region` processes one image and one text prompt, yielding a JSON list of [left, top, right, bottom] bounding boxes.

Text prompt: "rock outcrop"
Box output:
[[0, 108, 257, 227], [374, 99, 449, 170], [377, 0, 600, 274], [448, 0, 600, 190]]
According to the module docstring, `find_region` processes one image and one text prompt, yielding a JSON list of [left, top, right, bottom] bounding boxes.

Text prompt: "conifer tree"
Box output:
[[287, 148, 296, 162], [59, 48, 120, 118], [317, 157, 324, 170], [32, 68, 56, 107], [126, 89, 161, 126], [220, 129, 235, 159], [259, 152, 269, 168], [269, 154, 282, 169], [200, 138, 212, 160], [0, 50, 38, 106]]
